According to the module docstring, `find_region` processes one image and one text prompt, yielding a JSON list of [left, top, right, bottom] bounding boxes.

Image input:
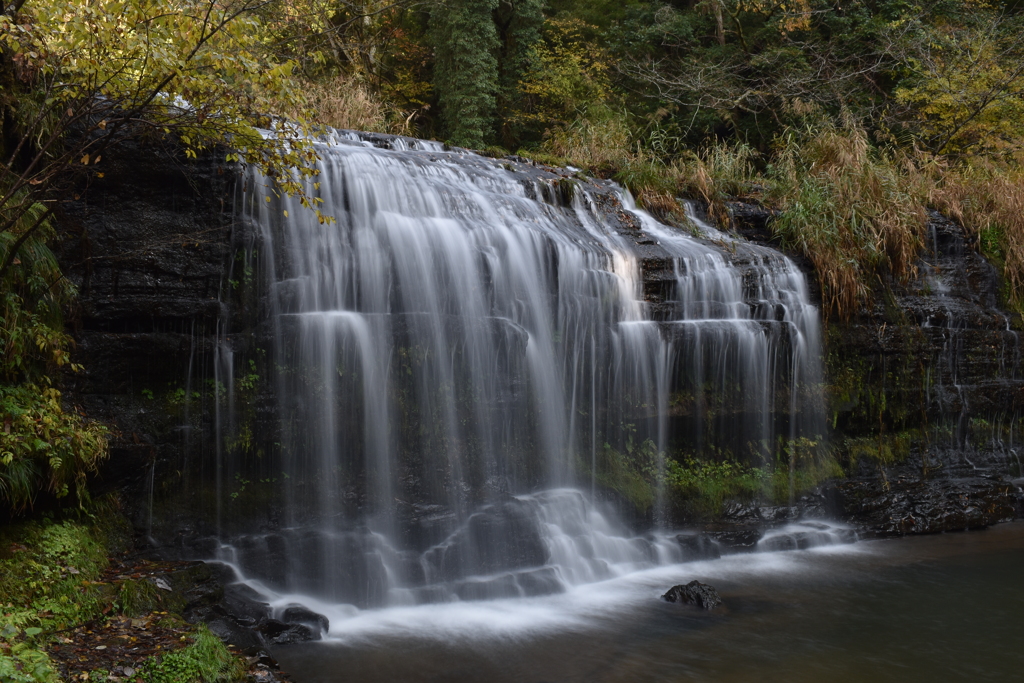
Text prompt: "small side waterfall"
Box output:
[[210, 132, 826, 608]]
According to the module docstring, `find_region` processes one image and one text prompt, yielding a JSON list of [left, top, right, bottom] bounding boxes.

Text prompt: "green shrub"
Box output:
[[0, 518, 108, 632], [664, 457, 768, 519], [767, 438, 845, 505], [0, 638, 57, 683], [593, 441, 657, 513], [0, 201, 108, 513], [142, 626, 244, 683], [115, 579, 164, 618], [593, 435, 842, 520], [0, 200, 76, 383], [0, 384, 108, 512]]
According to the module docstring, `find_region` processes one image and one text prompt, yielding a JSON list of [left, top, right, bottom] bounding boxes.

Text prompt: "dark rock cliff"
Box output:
[[53, 138, 1023, 544], [54, 140, 241, 531], [727, 202, 1023, 535], [52, 137, 689, 544]]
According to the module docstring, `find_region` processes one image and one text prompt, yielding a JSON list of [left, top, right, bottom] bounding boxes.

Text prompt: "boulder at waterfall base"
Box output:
[[662, 580, 722, 609]]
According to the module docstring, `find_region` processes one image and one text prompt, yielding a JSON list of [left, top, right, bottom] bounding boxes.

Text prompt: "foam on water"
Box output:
[[216, 530, 865, 645]]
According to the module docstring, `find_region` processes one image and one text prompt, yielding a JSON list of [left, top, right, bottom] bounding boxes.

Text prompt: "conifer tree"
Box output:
[[429, 0, 501, 148], [496, 0, 545, 147]]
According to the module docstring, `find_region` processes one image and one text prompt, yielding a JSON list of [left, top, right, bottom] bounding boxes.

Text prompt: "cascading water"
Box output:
[[916, 211, 1022, 463], [210, 132, 826, 611]]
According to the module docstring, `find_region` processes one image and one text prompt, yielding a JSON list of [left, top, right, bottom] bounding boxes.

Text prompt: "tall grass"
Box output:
[[674, 142, 760, 224], [279, 75, 392, 133], [529, 115, 1024, 320], [535, 111, 759, 226], [766, 125, 926, 318], [542, 109, 634, 173]]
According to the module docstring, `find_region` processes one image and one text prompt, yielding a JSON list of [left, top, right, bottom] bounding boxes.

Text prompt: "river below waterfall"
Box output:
[[270, 522, 1024, 682]]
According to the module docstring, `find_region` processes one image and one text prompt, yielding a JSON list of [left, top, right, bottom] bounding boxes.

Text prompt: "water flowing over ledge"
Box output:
[[205, 130, 827, 609]]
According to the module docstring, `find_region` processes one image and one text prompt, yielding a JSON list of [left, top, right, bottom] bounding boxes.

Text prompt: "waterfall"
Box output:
[[212, 132, 825, 608]]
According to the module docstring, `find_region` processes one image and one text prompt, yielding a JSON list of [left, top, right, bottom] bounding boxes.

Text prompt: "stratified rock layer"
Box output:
[[53, 139, 1023, 546], [728, 202, 1024, 535]]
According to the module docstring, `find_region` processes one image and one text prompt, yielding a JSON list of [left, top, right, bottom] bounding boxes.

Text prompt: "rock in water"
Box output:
[[674, 532, 721, 560], [280, 604, 330, 637], [259, 619, 318, 645], [662, 580, 722, 609]]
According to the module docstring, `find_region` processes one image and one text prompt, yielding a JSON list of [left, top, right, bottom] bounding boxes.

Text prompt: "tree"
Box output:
[[0, 0, 321, 512], [429, 0, 500, 148], [0, 0, 326, 283], [892, 14, 1024, 157], [255, 0, 424, 86], [495, 0, 543, 147], [516, 17, 611, 132], [614, 1, 896, 146], [0, 200, 107, 512]]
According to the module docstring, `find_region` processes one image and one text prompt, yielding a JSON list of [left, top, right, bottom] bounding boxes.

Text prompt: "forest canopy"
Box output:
[[219, 0, 1024, 162]]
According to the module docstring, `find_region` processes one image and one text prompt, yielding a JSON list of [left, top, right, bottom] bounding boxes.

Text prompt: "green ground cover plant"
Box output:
[[140, 626, 244, 683], [593, 437, 842, 520], [0, 502, 248, 682]]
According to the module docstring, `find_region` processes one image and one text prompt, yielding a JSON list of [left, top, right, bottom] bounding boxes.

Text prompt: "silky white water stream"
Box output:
[[212, 132, 826, 608]]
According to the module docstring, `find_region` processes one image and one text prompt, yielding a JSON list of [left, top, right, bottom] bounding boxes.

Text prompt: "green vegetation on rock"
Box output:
[[0, 516, 109, 633], [0, 513, 109, 681], [0, 501, 247, 682], [0, 203, 107, 513], [592, 437, 841, 521], [140, 626, 244, 683]]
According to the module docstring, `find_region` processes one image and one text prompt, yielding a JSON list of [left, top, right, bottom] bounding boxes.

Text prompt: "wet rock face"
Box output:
[[422, 498, 549, 582], [826, 476, 1017, 536], [260, 619, 318, 645], [729, 202, 1024, 451], [52, 137, 682, 542], [56, 141, 1022, 553], [674, 532, 721, 560], [829, 210, 1024, 474], [279, 604, 330, 636], [662, 580, 722, 609], [185, 573, 331, 650], [55, 139, 236, 389], [729, 201, 1024, 535], [53, 139, 243, 512], [756, 522, 858, 551]]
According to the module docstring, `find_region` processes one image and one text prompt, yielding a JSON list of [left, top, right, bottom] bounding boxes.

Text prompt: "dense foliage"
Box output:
[[0, 513, 112, 682], [261, 0, 1018, 162], [0, 199, 106, 512], [0, 504, 243, 682], [429, 0, 501, 148], [0, 0, 323, 513]]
